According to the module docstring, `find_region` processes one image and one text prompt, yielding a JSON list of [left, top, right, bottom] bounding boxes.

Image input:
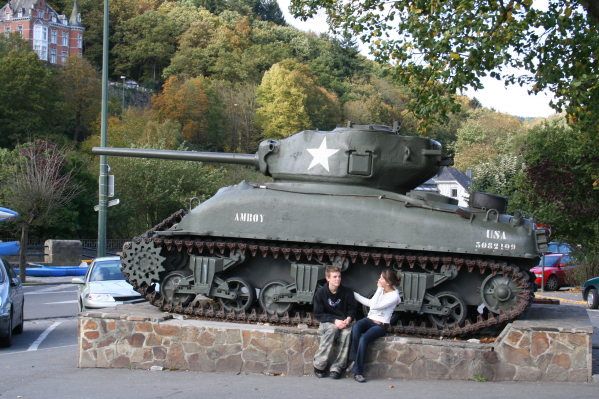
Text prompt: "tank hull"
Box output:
[[162, 181, 541, 262]]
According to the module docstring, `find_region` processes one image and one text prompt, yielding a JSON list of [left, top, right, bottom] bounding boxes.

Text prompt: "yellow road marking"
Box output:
[[535, 294, 587, 305]]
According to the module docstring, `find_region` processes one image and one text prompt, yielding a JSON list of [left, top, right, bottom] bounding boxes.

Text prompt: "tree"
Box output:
[[0, 34, 61, 148], [252, 0, 286, 24], [112, 9, 182, 84], [511, 121, 599, 246], [342, 77, 409, 127], [151, 76, 211, 146], [289, 1, 599, 134], [452, 108, 525, 170], [0, 141, 79, 282], [57, 56, 101, 142], [255, 59, 340, 138], [210, 80, 260, 152], [470, 153, 526, 197], [82, 107, 184, 150]]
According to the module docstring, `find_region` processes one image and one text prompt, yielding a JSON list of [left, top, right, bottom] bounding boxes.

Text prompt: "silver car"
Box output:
[[73, 256, 145, 311]]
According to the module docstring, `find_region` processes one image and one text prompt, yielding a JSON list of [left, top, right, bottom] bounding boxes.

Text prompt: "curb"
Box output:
[[535, 294, 587, 305], [532, 298, 560, 305]]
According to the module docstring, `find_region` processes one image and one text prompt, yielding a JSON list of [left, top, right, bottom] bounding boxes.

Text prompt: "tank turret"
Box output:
[[93, 124, 449, 194], [92, 124, 547, 337]]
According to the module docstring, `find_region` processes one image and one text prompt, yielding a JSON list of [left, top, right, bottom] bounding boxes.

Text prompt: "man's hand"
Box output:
[[334, 318, 352, 329]]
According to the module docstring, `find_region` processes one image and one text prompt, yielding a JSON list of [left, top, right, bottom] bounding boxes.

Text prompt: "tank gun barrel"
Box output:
[[92, 147, 260, 167]]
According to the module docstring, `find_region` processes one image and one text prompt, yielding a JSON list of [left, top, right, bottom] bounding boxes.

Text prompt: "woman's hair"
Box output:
[[381, 269, 401, 289]]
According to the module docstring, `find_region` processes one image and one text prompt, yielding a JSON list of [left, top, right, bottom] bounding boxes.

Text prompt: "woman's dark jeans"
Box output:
[[349, 318, 387, 375]]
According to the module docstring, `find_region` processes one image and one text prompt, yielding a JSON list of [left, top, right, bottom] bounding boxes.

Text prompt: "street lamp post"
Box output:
[[120, 75, 126, 111], [97, 0, 110, 257]]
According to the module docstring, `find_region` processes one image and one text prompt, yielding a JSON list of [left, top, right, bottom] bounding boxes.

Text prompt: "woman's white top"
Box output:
[[354, 287, 401, 324]]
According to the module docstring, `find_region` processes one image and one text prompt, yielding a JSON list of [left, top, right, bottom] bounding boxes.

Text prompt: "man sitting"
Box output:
[[312, 265, 357, 379]]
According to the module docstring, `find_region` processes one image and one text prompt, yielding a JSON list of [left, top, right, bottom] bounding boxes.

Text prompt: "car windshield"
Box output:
[[89, 260, 124, 282], [537, 256, 560, 267]]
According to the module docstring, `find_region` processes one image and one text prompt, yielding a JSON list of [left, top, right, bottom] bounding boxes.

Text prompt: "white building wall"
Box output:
[[437, 182, 469, 207]]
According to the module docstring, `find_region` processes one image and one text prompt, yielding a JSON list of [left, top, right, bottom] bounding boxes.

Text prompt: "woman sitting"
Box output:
[[349, 270, 402, 383]]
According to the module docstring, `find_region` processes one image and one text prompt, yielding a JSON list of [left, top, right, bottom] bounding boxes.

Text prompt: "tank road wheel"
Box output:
[[259, 280, 292, 316], [427, 291, 467, 329], [161, 271, 194, 306], [481, 273, 526, 314], [218, 278, 255, 312]]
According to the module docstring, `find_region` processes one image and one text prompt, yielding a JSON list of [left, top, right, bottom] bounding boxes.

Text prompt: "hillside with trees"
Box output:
[[0, 0, 596, 276]]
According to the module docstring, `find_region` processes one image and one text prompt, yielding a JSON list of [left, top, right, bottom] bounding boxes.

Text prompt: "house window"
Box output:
[[61, 31, 68, 46], [77, 33, 82, 48], [50, 29, 57, 44], [33, 24, 48, 61], [17, 25, 23, 37], [5, 12, 11, 21], [60, 50, 68, 64], [17, 10, 23, 18], [50, 48, 56, 64], [3, 26, 10, 37], [39, 9, 45, 19], [451, 188, 458, 198], [52, 15, 56, 23]]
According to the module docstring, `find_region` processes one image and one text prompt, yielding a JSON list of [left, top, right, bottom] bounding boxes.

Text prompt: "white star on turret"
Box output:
[[307, 137, 339, 172]]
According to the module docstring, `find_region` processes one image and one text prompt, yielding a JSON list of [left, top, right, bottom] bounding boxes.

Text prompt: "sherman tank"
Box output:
[[92, 124, 548, 336]]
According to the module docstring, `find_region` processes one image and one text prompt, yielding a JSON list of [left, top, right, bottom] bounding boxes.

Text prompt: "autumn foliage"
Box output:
[[152, 76, 210, 145]]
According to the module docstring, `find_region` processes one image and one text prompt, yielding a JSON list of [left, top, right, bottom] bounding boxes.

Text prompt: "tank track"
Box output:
[[122, 210, 532, 337]]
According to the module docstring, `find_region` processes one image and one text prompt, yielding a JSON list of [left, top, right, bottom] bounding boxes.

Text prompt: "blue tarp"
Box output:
[[0, 241, 20, 256], [15, 264, 88, 277], [0, 206, 18, 222]]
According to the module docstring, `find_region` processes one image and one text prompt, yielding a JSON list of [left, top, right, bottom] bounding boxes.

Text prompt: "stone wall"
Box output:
[[78, 303, 593, 382]]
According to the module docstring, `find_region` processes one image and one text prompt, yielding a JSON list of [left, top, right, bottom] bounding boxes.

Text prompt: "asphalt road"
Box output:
[[1, 283, 598, 399]]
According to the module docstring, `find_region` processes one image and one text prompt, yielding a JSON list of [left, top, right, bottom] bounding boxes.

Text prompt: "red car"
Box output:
[[530, 254, 577, 291]]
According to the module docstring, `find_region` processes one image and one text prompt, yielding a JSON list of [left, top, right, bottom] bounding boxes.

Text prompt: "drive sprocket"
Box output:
[[122, 239, 166, 286]]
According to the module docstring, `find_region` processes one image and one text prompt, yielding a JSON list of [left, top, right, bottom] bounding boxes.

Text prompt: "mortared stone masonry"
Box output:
[[77, 303, 593, 382]]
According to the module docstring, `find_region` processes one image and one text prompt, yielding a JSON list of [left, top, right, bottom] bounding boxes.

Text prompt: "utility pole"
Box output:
[[97, 0, 110, 257]]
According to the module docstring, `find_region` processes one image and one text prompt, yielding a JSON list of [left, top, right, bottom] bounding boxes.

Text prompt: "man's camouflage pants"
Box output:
[[313, 322, 352, 373]]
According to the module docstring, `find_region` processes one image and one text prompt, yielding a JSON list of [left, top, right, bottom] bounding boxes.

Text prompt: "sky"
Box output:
[[277, 0, 556, 119]]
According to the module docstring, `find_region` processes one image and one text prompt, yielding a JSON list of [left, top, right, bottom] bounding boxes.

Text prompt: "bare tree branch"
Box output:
[[3, 140, 79, 281]]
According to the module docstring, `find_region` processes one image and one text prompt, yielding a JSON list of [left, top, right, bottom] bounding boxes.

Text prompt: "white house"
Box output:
[[416, 167, 472, 207]]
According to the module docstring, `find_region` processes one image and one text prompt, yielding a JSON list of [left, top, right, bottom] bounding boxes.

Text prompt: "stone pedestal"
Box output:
[[77, 303, 593, 382], [45, 239, 81, 265]]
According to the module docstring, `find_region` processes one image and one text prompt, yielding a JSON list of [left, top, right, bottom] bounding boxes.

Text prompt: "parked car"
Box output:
[[530, 254, 579, 291], [546, 241, 574, 254], [582, 277, 599, 309], [72, 256, 145, 311], [0, 257, 24, 347]]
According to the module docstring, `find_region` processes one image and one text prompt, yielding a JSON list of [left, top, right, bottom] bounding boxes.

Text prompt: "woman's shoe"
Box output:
[[354, 374, 366, 383]]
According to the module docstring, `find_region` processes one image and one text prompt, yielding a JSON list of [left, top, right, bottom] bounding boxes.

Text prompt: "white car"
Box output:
[[72, 256, 145, 311]]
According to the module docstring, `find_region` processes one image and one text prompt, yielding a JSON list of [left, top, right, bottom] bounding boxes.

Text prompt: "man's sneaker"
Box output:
[[314, 367, 327, 378], [354, 374, 366, 383], [329, 370, 341, 379]]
